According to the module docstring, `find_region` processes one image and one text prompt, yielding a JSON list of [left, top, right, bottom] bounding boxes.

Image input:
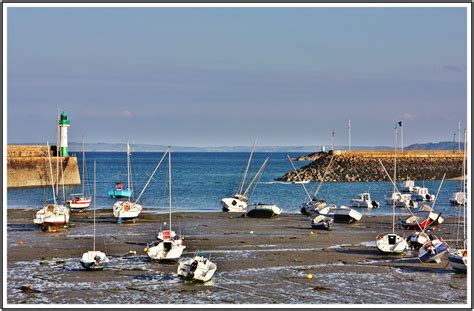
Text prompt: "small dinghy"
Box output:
[[310, 215, 333, 230], [245, 203, 282, 218], [81, 162, 110, 270], [80, 251, 110, 270], [350, 192, 379, 208], [448, 249, 467, 273], [332, 206, 362, 224], [418, 236, 448, 263], [376, 233, 408, 254], [300, 199, 337, 217], [177, 255, 217, 282]]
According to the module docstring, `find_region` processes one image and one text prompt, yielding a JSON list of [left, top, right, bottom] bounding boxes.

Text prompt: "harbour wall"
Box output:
[[7, 145, 81, 188], [281, 150, 464, 182]]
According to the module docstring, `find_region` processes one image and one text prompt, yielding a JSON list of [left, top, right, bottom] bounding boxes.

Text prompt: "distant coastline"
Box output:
[[8, 141, 463, 153]]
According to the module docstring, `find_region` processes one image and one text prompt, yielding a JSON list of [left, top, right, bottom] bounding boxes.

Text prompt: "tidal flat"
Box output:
[[7, 208, 467, 305]]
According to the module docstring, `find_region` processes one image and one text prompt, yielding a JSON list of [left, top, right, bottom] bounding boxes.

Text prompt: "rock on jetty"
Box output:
[[279, 150, 464, 182]]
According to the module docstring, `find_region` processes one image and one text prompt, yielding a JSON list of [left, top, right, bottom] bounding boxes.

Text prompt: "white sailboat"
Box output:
[[34, 142, 70, 229], [290, 155, 337, 216], [177, 254, 217, 282], [376, 126, 408, 255], [244, 158, 283, 218], [80, 161, 110, 270], [146, 149, 186, 261], [67, 137, 91, 211], [114, 146, 170, 223], [221, 140, 256, 213], [448, 128, 468, 272], [113, 142, 140, 222]]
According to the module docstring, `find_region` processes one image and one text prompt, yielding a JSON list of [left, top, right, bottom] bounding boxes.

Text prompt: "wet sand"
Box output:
[[7, 208, 467, 304]]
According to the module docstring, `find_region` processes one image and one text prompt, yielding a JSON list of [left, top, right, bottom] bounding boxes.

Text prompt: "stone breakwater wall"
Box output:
[[280, 150, 464, 182], [7, 145, 80, 188]]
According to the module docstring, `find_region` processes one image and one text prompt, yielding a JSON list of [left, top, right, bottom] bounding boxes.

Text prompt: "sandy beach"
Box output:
[[7, 208, 467, 304]]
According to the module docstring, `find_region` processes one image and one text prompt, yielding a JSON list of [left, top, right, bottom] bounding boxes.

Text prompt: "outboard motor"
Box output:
[[426, 194, 431, 201], [372, 201, 379, 208]]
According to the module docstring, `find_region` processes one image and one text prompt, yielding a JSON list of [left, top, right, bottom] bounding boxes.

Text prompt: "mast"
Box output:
[[82, 136, 85, 195], [462, 128, 467, 248], [127, 142, 131, 193], [348, 119, 351, 151], [169, 148, 172, 233], [239, 139, 257, 195], [56, 110, 60, 201], [60, 156, 66, 204], [393, 125, 398, 233], [242, 157, 269, 198], [93, 161, 96, 252], [47, 141, 57, 206]]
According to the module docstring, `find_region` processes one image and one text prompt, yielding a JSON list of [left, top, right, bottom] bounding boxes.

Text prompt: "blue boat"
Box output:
[[108, 182, 132, 198], [418, 237, 448, 263]]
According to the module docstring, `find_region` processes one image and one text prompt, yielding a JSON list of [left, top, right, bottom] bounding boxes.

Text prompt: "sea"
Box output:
[[7, 152, 464, 217]]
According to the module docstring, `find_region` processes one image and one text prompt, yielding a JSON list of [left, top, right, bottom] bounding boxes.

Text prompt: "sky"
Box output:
[[6, 6, 468, 147]]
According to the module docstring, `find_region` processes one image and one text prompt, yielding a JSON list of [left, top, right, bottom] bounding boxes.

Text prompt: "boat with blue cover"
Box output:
[[108, 182, 132, 198]]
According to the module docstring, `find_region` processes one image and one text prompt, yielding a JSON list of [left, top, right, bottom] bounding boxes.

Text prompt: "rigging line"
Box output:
[[238, 138, 257, 195], [311, 155, 335, 200], [378, 159, 423, 232], [286, 154, 312, 201], [249, 162, 265, 198], [134, 148, 170, 204]]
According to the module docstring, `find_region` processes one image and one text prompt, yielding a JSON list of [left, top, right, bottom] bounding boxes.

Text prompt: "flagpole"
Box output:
[[348, 119, 351, 151]]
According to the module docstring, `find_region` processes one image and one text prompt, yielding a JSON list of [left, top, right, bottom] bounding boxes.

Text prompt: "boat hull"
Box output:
[[177, 256, 217, 282], [245, 204, 282, 218], [448, 251, 467, 273], [333, 207, 362, 224], [221, 197, 247, 213], [80, 251, 110, 270], [376, 233, 408, 254], [147, 240, 186, 261], [419, 240, 448, 263], [108, 189, 132, 198]]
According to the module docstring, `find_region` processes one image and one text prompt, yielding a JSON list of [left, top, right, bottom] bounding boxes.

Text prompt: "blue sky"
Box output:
[[7, 7, 468, 147]]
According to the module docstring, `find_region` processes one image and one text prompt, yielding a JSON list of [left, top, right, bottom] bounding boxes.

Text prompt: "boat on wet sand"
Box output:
[[448, 129, 467, 273], [34, 141, 70, 229], [332, 206, 362, 224], [375, 126, 407, 255], [113, 146, 168, 223], [311, 215, 333, 230], [80, 162, 110, 270], [67, 138, 91, 211], [221, 140, 256, 213], [245, 203, 282, 218], [177, 255, 217, 282], [418, 236, 448, 263], [146, 149, 186, 261]]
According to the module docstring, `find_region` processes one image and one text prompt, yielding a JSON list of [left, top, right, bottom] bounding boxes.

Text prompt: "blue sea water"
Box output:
[[7, 152, 463, 216]]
